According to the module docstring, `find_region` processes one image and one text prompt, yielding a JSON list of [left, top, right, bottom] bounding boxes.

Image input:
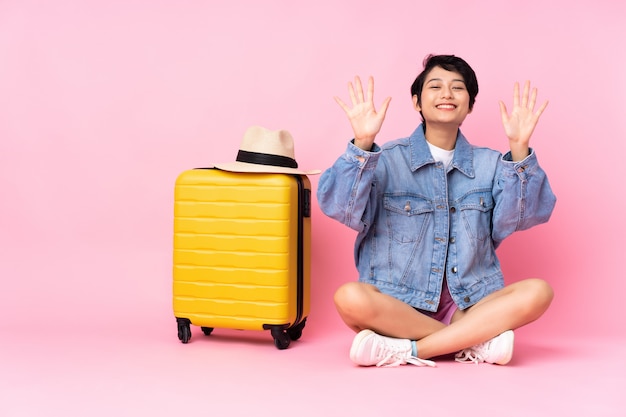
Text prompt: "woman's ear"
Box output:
[[412, 95, 421, 111]]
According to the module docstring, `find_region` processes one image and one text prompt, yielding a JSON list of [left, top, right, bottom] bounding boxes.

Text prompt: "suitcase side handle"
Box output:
[[302, 188, 311, 218]]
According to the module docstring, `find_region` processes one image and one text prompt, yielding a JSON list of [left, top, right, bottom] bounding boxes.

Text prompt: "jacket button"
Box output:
[[451, 267, 458, 273], [450, 207, 456, 213], [464, 296, 470, 303], [450, 237, 456, 243]]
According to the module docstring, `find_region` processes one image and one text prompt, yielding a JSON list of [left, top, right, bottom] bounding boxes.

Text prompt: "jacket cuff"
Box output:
[[502, 148, 538, 178], [344, 139, 382, 168]]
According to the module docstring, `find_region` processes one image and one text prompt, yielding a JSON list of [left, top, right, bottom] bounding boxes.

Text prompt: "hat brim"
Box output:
[[212, 162, 321, 175]]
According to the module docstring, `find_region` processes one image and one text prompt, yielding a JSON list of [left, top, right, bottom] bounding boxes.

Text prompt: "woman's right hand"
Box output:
[[334, 76, 391, 151]]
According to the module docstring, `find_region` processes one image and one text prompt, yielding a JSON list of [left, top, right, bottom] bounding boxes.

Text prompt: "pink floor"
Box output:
[[2, 312, 624, 416], [1, 246, 625, 416]]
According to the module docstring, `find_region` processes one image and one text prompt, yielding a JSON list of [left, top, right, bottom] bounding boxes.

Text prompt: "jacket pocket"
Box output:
[[384, 193, 433, 243], [459, 191, 494, 241]]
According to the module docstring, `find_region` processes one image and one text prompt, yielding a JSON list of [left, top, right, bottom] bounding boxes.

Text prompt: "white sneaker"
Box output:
[[455, 330, 515, 365], [349, 329, 436, 367]]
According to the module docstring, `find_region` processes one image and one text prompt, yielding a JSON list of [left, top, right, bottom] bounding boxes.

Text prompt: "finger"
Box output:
[[334, 96, 351, 113], [528, 86, 538, 111], [378, 96, 392, 118], [521, 81, 530, 108], [366, 76, 374, 103], [355, 76, 365, 103], [534, 100, 549, 118], [513, 82, 520, 108], [499, 101, 509, 124], [348, 81, 357, 105]]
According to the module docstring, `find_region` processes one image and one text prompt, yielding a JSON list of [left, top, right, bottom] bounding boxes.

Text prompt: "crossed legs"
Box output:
[[334, 279, 554, 360]]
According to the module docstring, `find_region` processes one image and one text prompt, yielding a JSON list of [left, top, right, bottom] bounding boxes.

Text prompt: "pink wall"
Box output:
[[1, 1, 624, 341]]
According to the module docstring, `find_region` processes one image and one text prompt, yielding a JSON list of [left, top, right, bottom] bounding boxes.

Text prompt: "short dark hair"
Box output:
[[410, 54, 479, 116]]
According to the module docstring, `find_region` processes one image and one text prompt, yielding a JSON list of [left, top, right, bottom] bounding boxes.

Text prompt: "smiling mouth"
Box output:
[[436, 104, 456, 109]]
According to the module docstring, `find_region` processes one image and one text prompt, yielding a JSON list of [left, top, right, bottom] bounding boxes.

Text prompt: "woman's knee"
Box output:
[[334, 282, 376, 317], [530, 278, 554, 303], [521, 278, 554, 315]]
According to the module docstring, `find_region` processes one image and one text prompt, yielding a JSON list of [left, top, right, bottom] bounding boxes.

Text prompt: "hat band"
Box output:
[[236, 150, 299, 169]]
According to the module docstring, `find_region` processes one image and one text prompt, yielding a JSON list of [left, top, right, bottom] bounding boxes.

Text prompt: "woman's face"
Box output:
[[414, 66, 471, 127]]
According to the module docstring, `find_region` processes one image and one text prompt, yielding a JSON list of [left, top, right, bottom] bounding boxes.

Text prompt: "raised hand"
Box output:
[[334, 76, 391, 151], [499, 81, 549, 161]]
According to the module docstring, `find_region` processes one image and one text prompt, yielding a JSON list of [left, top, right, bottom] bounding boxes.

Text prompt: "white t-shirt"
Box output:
[[427, 141, 455, 171]]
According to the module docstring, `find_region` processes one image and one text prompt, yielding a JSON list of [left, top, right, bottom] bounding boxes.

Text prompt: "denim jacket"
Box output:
[[317, 125, 556, 312]]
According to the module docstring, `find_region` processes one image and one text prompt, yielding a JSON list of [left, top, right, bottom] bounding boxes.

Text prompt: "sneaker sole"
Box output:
[[349, 329, 376, 363]]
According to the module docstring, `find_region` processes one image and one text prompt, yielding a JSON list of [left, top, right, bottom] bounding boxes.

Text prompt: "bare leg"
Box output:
[[334, 279, 553, 360], [334, 282, 447, 339], [417, 278, 553, 358]]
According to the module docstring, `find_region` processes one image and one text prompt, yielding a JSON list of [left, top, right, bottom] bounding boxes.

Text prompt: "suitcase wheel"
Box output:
[[201, 327, 214, 336], [270, 327, 291, 350], [176, 318, 192, 344], [287, 319, 306, 341]]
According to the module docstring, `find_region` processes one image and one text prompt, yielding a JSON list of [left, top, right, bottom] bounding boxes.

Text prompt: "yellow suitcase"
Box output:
[[173, 168, 311, 349]]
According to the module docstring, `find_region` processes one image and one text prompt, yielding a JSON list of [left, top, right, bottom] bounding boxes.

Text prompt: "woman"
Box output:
[[317, 54, 556, 367]]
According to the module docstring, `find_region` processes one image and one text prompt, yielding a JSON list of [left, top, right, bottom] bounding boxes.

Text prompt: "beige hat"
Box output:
[[213, 126, 321, 175]]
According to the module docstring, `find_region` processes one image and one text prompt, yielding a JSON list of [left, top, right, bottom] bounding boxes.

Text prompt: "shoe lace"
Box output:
[[375, 340, 436, 367], [455, 340, 490, 364], [377, 354, 436, 367], [454, 348, 485, 364]]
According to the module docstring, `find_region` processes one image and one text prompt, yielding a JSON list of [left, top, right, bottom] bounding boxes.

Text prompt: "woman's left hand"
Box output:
[[499, 81, 549, 161]]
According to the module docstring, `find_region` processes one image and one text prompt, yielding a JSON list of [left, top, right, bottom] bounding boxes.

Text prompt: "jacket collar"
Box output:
[[409, 124, 475, 178]]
